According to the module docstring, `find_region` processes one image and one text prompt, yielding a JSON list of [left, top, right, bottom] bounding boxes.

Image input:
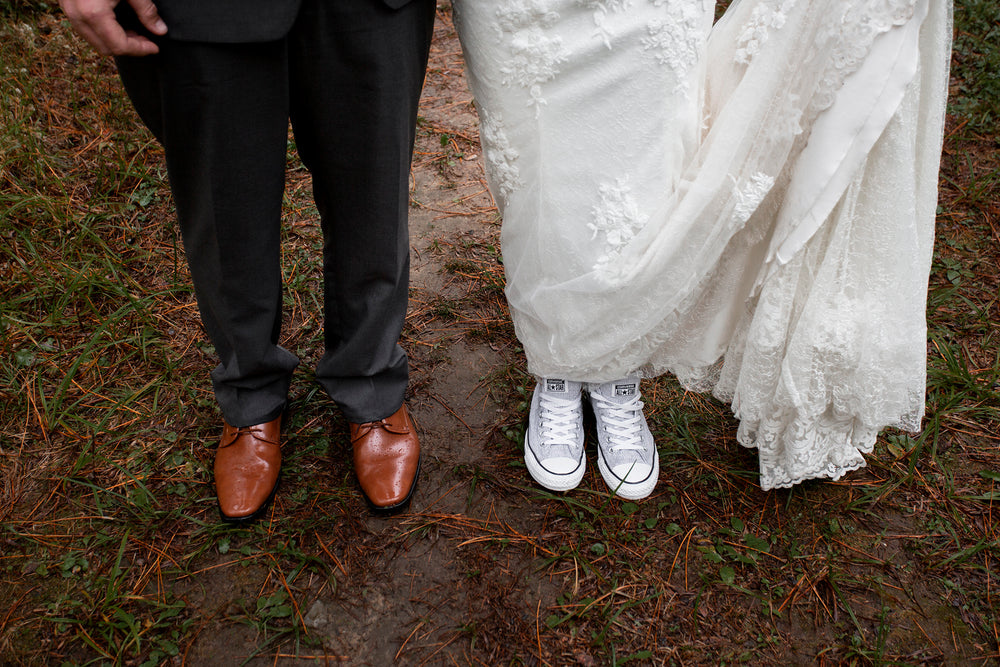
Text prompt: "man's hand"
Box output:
[[59, 0, 167, 56]]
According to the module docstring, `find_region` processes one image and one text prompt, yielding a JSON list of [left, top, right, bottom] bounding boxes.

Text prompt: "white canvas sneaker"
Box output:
[[524, 378, 586, 491], [588, 377, 659, 499]]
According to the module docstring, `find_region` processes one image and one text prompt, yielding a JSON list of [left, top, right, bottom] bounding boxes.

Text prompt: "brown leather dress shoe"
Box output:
[[350, 405, 420, 512], [214, 415, 282, 523]]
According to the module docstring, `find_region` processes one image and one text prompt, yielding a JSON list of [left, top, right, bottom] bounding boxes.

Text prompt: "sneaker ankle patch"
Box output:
[[545, 379, 568, 393], [614, 382, 637, 397]]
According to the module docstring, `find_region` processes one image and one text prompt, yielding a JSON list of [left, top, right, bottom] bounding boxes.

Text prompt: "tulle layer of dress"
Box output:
[[453, 0, 952, 490]]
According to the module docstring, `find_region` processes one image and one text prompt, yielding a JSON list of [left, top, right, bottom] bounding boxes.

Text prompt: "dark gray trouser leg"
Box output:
[[288, 0, 435, 423], [116, 42, 299, 427]]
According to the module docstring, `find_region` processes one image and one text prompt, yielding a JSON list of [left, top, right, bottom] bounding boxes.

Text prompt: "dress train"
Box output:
[[453, 0, 952, 489]]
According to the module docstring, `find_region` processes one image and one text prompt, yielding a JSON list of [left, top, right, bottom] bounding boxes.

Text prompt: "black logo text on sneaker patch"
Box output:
[[546, 379, 567, 393], [614, 383, 637, 397]]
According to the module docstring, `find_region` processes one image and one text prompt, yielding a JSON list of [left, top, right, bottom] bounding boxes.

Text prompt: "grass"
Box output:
[[2, 2, 999, 665]]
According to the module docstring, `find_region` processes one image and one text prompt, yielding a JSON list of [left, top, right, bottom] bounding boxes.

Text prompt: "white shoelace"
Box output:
[[591, 393, 645, 452], [538, 393, 583, 446]]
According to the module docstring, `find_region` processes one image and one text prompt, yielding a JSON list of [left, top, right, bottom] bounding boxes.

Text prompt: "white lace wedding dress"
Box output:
[[452, 0, 952, 490]]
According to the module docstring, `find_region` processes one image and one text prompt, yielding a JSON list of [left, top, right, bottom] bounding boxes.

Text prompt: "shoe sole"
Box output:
[[524, 433, 586, 492]]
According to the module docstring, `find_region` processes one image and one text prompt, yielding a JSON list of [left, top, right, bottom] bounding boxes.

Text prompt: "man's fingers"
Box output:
[[73, 18, 122, 54], [76, 20, 158, 56], [122, 30, 160, 55], [59, 0, 161, 56], [88, 13, 158, 55], [127, 0, 167, 35]]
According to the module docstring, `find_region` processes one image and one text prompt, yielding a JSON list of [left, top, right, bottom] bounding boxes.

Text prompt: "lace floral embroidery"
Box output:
[[734, 0, 798, 64], [589, 177, 649, 278], [640, 0, 709, 93], [495, 0, 560, 34], [732, 172, 775, 222], [478, 110, 523, 207], [495, 1, 568, 110], [578, 0, 632, 11], [579, 0, 633, 46], [771, 91, 804, 140], [810, 0, 918, 112]]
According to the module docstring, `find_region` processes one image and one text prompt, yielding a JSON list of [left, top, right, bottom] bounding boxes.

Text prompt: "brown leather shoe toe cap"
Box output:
[[214, 416, 282, 521], [350, 405, 420, 510]]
